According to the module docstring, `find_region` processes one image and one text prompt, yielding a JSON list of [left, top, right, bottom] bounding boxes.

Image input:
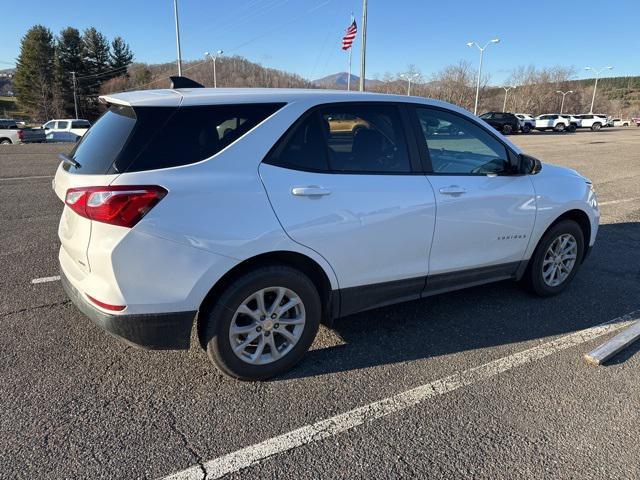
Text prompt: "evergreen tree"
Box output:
[[109, 37, 134, 77], [54, 27, 84, 117], [81, 27, 110, 117], [13, 25, 55, 120]]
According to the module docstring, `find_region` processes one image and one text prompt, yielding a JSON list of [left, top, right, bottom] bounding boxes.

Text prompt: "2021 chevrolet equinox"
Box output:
[[55, 79, 599, 380]]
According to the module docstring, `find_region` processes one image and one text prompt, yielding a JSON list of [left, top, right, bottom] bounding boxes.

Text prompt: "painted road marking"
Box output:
[[31, 275, 61, 284], [161, 310, 640, 480], [0, 175, 54, 181], [599, 197, 640, 206]]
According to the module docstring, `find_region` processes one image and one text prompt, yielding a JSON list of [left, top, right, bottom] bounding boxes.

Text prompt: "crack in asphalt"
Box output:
[[167, 412, 208, 480], [0, 300, 70, 318]]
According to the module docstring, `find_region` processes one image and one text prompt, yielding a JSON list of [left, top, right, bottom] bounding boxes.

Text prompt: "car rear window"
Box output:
[[71, 120, 91, 129], [65, 103, 284, 175]]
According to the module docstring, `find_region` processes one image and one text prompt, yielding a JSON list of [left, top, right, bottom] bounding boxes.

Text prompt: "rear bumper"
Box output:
[[61, 270, 196, 350]]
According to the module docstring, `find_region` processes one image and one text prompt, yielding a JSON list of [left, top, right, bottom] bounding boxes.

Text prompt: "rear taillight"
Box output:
[[17, 130, 24, 140], [65, 185, 167, 228], [86, 294, 126, 312]]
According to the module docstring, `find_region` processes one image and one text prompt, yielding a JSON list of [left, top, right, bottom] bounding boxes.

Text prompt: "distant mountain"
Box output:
[[313, 72, 383, 89]]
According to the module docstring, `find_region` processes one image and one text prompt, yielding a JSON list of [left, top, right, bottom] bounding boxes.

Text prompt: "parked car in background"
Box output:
[[560, 114, 581, 131], [514, 113, 535, 133], [55, 83, 599, 380], [534, 114, 571, 132], [479, 111, 520, 134], [0, 119, 46, 144], [574, 114, 607, 131], [609, 118, 631, 127], [43, 119, 91, 142]]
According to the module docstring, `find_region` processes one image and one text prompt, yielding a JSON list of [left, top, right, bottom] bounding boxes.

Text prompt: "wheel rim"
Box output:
[[229, 287, 306, 365], [542, 234, 578, 287]]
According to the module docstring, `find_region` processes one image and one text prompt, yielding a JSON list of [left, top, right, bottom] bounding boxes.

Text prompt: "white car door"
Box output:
[[260, 103, 437, 315], [535, 115, 552, 129], [412, 106, 536, 288]]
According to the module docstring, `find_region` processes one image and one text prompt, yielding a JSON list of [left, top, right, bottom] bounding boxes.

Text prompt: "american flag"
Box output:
[[341, 20, 357, 50]]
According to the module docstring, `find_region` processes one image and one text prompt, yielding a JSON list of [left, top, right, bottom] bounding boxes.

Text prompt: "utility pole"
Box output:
[[173, 0, 183, 76], [466, 38, 500, 115], [585, 66, 613, 114], [502, 85, 516, 112], [70, 71, 79, 119], [359, 0, 367, 92], [556, 90, 573, 114]]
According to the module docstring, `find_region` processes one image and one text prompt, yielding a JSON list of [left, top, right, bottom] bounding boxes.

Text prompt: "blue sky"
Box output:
[[2, 0, 639, 83]]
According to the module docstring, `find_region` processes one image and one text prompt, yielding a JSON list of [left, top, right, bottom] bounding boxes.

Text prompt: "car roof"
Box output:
[[100, 87, 459, 110]]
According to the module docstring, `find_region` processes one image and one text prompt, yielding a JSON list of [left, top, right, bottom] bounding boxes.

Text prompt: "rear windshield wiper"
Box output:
[[58, 153, 81, 169]]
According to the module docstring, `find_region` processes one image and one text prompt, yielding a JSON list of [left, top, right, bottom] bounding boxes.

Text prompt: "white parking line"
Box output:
[[161, 310, 640, 480], [31, 275, 61, 284], [599, 197, 640, 206], [0, 175, 54, 181]]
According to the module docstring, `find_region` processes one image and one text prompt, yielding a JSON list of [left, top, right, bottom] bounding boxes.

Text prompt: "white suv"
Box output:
[[55, 80, 599, 380]]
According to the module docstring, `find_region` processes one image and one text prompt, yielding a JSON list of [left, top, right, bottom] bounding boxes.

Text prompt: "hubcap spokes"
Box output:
[[542, 234, 577, 287], [229, 287, 305, 365]]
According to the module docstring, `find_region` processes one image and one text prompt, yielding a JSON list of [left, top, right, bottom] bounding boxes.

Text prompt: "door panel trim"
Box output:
[[335, 261, 525, 318]]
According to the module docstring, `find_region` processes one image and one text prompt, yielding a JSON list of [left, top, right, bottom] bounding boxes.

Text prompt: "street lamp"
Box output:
[[467, 38, 500, 115], [400, 73, 419, 96], [555, 90, 573, 114], [205, 50, 224, 88], [502, 85, 516, 112], [584, 66, 613, 113]]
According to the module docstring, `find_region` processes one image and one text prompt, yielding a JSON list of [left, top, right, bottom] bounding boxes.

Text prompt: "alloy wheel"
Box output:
[[229, 287, 306, 365], [542, 234, 578, 287]]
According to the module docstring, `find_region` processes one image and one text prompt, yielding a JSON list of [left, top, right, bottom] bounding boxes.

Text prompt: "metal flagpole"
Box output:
[[347, 12, 354, 91], [347, 48, 352, 91], [173, 0, 183, 76], [359, 0, 367, 92]]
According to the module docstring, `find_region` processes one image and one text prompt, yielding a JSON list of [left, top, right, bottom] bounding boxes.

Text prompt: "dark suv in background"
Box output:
[[479, 112, 521, 135]]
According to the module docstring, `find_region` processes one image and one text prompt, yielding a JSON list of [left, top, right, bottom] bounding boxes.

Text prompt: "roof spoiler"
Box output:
[[170, 76, 204, 89]]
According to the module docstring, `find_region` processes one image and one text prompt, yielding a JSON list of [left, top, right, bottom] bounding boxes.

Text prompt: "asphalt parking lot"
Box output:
[[1, 128, 639, 479]]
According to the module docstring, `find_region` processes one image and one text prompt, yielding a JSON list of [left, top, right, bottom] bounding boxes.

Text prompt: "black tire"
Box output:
[[502, 124, 513, 135], [591, 122, 601, 131], [554, 123, 566, 133], [521, 124, 531, 134], [567, 124, 577, 133], [204, 265, 321, 380], [0, 138, 12, 145], [521, 220, 585, 297]]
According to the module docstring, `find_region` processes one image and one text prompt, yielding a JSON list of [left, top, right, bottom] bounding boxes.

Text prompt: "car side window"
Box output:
[[57, 121, 69, 129], [415, 107, 510, 175], [318, 104, 411, 173], [43, 121, 54, 129], [266, 113, 330, 172]]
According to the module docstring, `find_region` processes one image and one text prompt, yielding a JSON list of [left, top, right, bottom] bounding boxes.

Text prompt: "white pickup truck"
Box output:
[[43, 119, 91, 142], [573, 114, 607, 131]]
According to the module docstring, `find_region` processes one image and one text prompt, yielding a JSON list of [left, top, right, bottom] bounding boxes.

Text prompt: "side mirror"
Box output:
[[520, 153, 542, 175]]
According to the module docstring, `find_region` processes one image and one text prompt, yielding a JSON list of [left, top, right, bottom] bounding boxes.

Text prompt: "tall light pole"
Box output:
[[205, 50, 224, 87], [555, 90, 573, 114], [401, 73, 419, 96], [466, 38, 500, 115], [585, 66, 613, 113], [359, 0, 367, 92], [173, 0, 183, 76], [502, 85, 516, 112]]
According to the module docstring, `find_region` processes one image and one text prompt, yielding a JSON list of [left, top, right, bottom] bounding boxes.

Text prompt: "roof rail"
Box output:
[[169, 76, 205, 89]]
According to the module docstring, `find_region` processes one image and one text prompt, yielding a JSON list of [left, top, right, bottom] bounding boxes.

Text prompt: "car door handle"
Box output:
[[291, 186, 332, 197], [439, 186, 467, 196]]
